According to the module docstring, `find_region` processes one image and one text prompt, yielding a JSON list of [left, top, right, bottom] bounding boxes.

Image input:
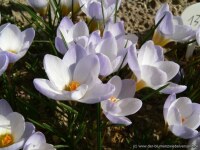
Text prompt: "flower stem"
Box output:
[[97, 103, 102, 150]]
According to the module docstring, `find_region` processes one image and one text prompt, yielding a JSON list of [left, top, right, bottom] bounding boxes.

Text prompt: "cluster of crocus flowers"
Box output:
[[164, 94, 200, 139], [153, 3, 195, 47], [0, 99, 54, 150]]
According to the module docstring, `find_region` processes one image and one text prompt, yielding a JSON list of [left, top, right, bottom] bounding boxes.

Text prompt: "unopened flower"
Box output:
[[55, 17, 89, 54], [153, 3, 195, 47], [79, 0, 121, 21], [128, 40, 186, 93], [0, 99, 35, 149], [60, 0, 80, 16], [0, 54, 9, 76], [101, 76, 142, 126], [164, 94, 200, 139], [0, 23, 35, 63], [27, 0, 49, 16], [23, 132, 55, 150], [34, 45, 114, 103]]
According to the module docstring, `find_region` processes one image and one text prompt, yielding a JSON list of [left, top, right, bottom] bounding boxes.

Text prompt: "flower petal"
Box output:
[[80, 83, 115, 104], [73, 54, 100, 85], [22, 122, 35, 141], [57, 16, 74, 37], [0, 99, 13, 116], [118, 79, 136, 99], [108, 76, 122, 97], [166, 106, 182, 126], [127, 45, 141, 80], [141, 65, 168, 88], [104, 112, 132, 126], [160, 82, 187, 94], [154, 61, 179, 81], [163, 94, 176, 121], [7, 112, 25, 142], [112, 98, 142, 116], [169, 125, 198, 139], [44, 54, 71, 90]]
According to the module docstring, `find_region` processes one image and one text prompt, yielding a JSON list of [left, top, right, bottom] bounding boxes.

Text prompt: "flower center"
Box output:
[[109, 96, 120, 103], [181, 116, 186, 124], [65, 81, 80, 91], [0, 134, 14, 148]]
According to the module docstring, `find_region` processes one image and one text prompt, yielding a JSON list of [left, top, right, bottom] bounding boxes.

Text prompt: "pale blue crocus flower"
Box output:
[[101, 76, 142, 126], [164, 94, 200, 139]]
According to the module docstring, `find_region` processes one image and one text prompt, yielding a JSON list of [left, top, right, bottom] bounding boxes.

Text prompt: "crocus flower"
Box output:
[[0, 99, 35, 149], [23, 132, 55, 150], [27, 0, 49, 16], [60, 0, 80, 16], [164, 94, 200, 139], [34, 45, 114, 103], [0, 53, 9, 76], [0, 23, 35, 63], [101, 76, 142, 126], [153, 3, 195, 47], [128, 40, 186, 93], [79, 0, 121, 21], [55, 17, 89, 54]]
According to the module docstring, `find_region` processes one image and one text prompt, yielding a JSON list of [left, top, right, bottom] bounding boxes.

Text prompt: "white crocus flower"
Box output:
[[101, 76, 142, 126], [23, 132, 55, 150], [164, 94, 200, 139], [128, 40, 186, 93], [0, 99, 35, 150], [55, 17, 89, 55], [153, 3, 195, 47], [0, 54, 9, 76], [34, 45, 114, 103], [0, 23, 35, 63], [27, 0, 49, 16], [79, 0, 121, 21]]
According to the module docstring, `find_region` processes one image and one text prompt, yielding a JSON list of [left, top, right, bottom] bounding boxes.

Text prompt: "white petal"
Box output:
[[62, 44, 87, 71], [33, 79, 71, 100], [104, 112, 132, 126], [96, 53, 113, 76], [22, 122, 35, 141], [127, 45, 141, 80], [118, 79, 136, 99], [105, 21, 125, 38], [24, 132, 46, 149], [141, 65, 168, 88], [68, 21, 89, 40], [57, 16, 73, 37], [166, 107, 181, 126], [184, 113, 200, 130], [81, 83, 115, 104], [108, 76, 122, 97], [160, 82, 187, 94], [196, 27, 200, 46], [112, 98, 142, 116], [1, 139, 24, 150], [0, 99, 13, 116], [163, 94, 176, 121], [7, 112, 25, 142], [73, 54, 100, 85], [169, 125, 198, 139], [95, 36, 118, 61], [0, 24, 23, 53], [44, 54, 71, 90], [154, 61, 179, 81]]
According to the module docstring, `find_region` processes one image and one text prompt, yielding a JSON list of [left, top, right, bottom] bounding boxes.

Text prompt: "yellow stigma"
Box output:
[[8, 50, 17, 54], [65, 81, 80, 91], [109, 96, 120, 103], [0, 134, 14, 148], [136, 80, 147, 91]]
